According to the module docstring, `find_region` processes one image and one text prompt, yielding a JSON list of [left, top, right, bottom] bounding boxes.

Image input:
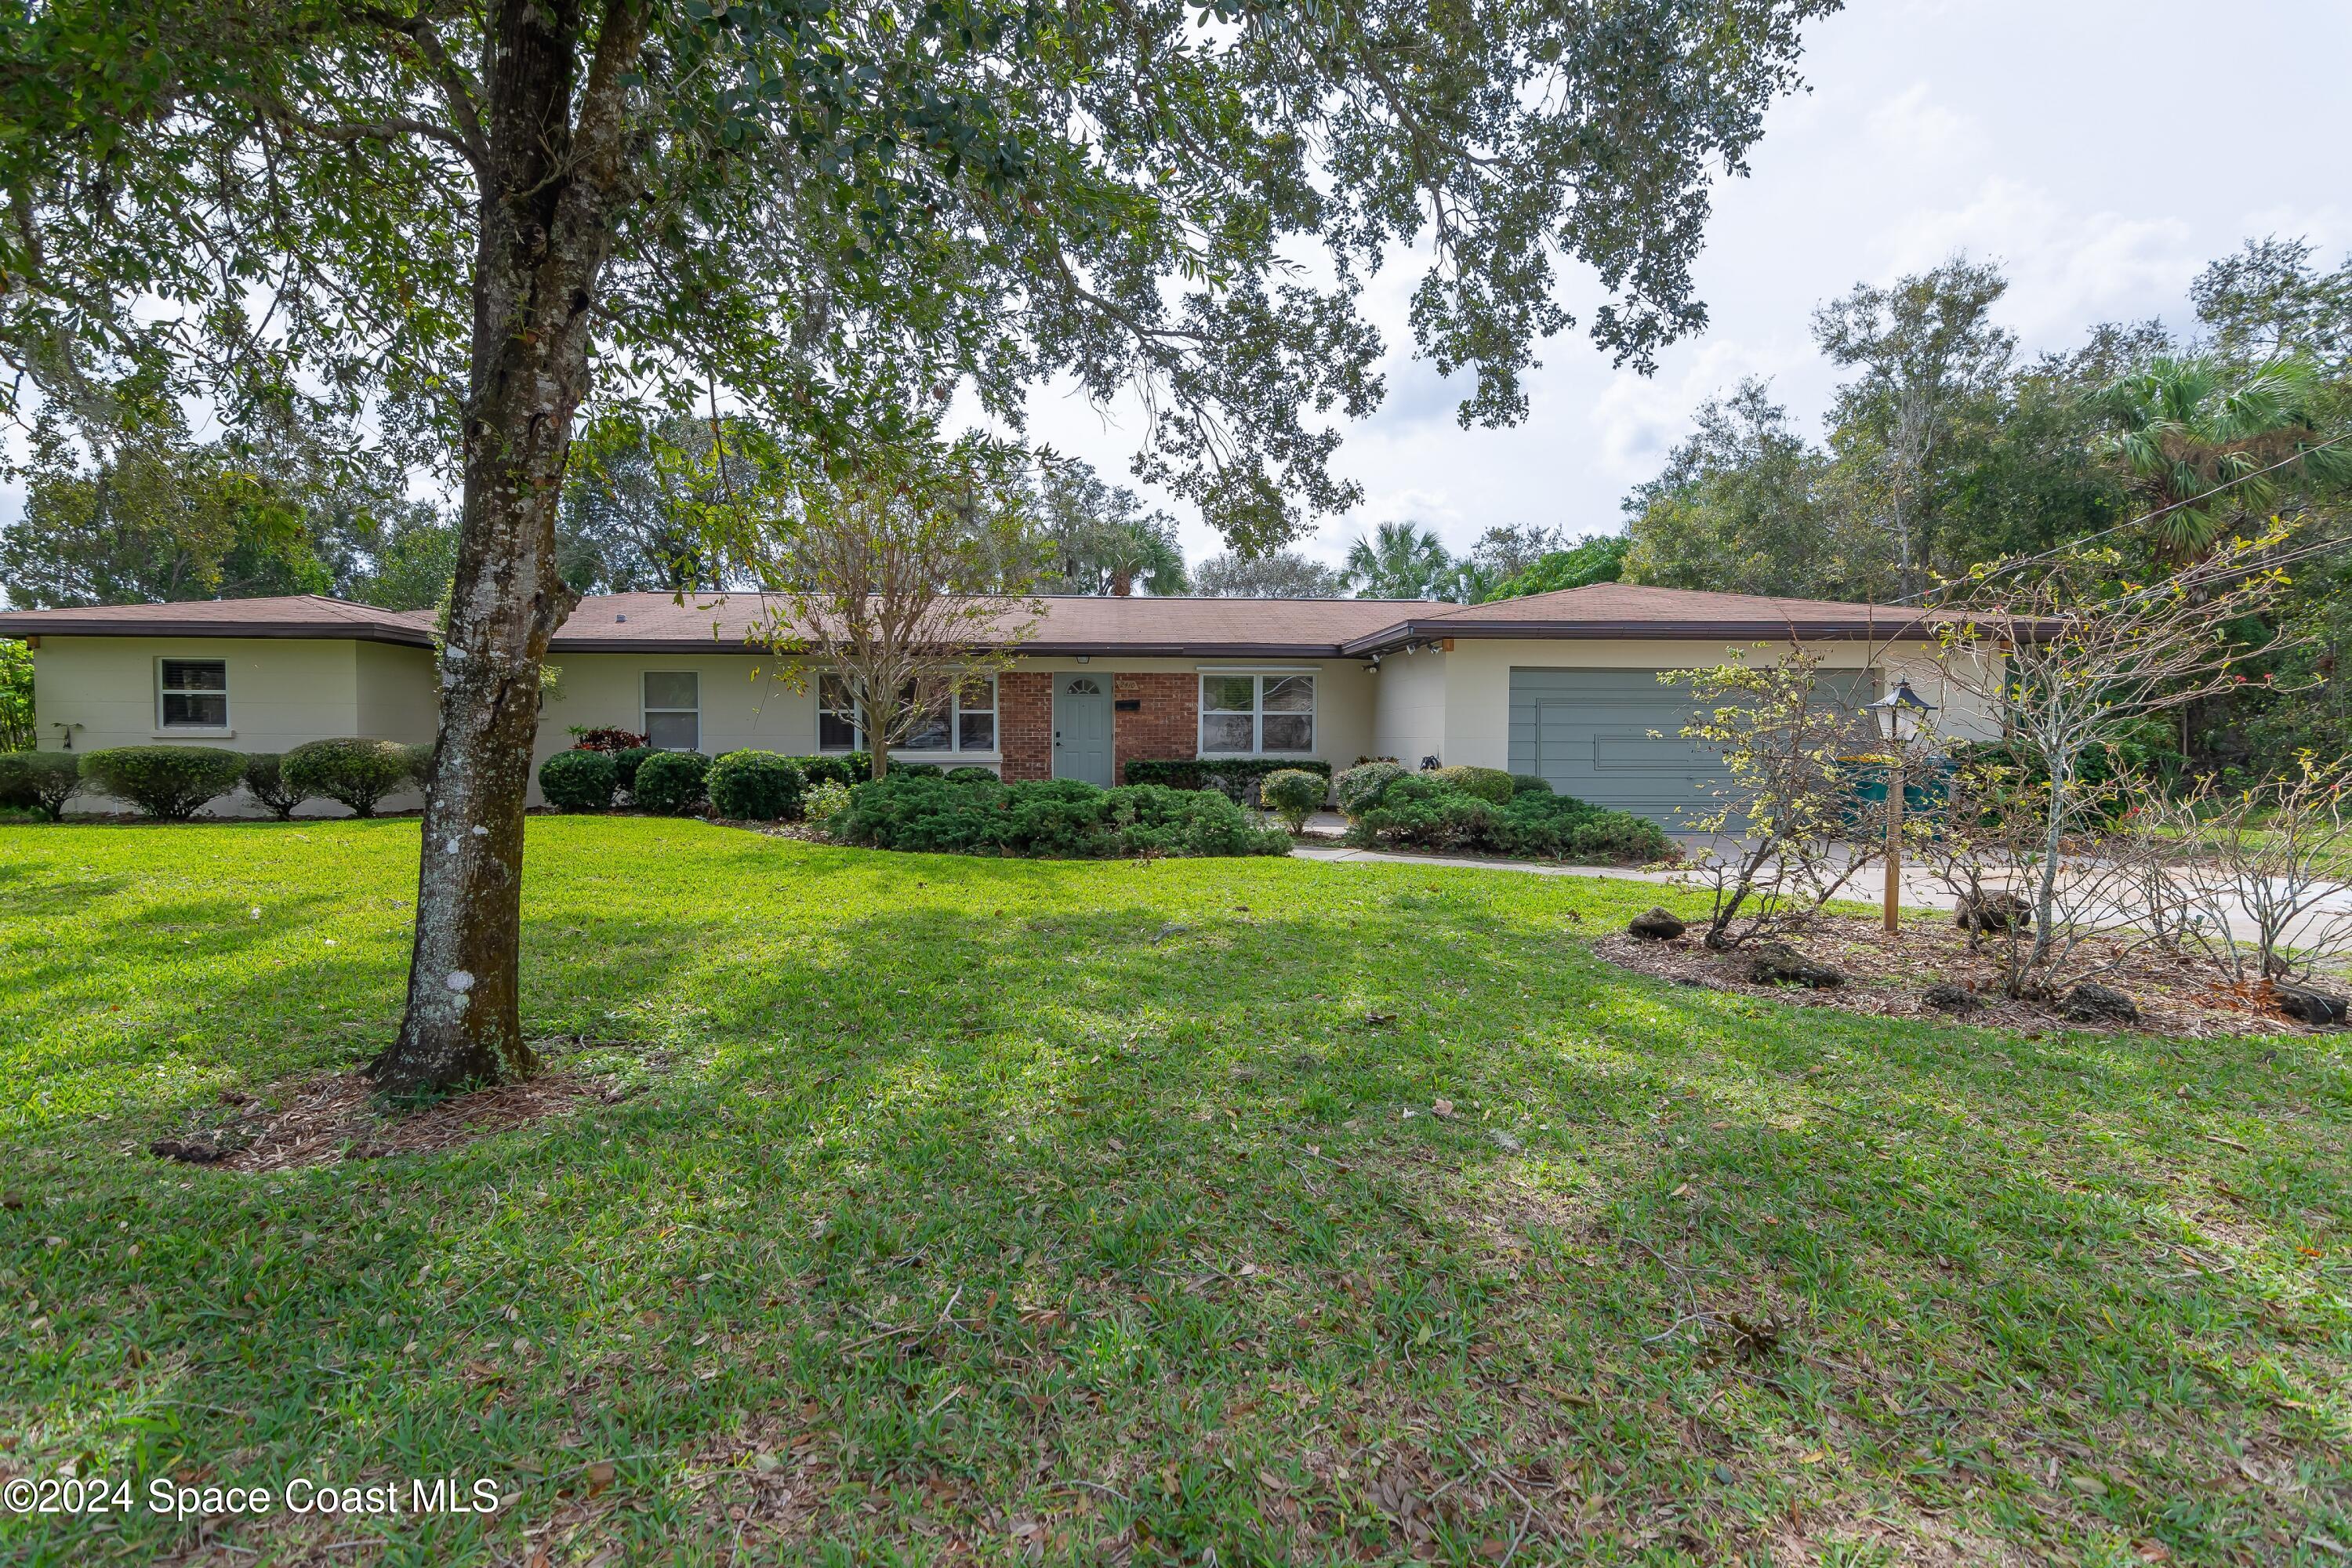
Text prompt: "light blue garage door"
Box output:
[[1507, 667, 1870, 825]]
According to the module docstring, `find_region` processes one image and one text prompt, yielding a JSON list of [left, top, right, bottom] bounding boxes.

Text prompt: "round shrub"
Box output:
[[1431, 764, 1515, 804], [708, 750, 806, 820], [1334, 760, 1407, 815], [611, 746, 657, 797], [1258, 768, 1327, 832], [539, 748, 619, 811], [79, 746, 245, 820], [284, 738, 413, 817], [0, 750, 85, 820], [241, 753, 314, 820], [631, 750, 711, 814], [397, 742, 437, 788], [1509, 773, 1554, 797], [946, 765, 1000, 784], [804, 779, 853, 822]]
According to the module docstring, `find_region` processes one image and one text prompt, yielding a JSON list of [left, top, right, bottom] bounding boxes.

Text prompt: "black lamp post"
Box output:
[[1863, 678, 1936, 934]]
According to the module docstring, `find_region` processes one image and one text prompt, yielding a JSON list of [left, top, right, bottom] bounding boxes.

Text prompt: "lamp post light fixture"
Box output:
[[1863, 678, 1936, 935]]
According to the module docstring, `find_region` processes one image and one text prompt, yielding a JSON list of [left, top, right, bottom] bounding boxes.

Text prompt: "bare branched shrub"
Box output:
[[2151, 754, 2352, 987], [1663, 645, 1876, 949], [1932, 530, 2307, 989]]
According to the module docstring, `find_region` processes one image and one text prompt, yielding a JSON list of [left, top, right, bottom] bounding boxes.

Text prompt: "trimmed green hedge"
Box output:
[[79, 746, 246, 820], [1430, 764, 1514, 804], [1123, 757, 1332, 804], [1334, 760, 1407, 815], [708, 751, 806, 821], [284, 738, 413, 818], [632, 750, 711, 815], [241, 753, 313, 820], [1258, 768, 1327, 831], [0, 750, 87, 820], [828, 775, 1290, 858], [540, 749, 619, 811], [1345, 773, 1671, 864]]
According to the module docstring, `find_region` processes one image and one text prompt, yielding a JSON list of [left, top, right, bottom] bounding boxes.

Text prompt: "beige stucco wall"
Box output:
[[28, 635, 416, 817], [1363, 636, 2003, 773], [1369, 647, 1446, 767], [528, 652, 1380, 800]]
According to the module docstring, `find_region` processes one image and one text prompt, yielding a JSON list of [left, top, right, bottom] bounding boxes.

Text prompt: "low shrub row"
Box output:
[[826, 774, 1290, 858], [0, 739, 431, 822], [1122, 757, 1332, 804], [1334, 761, 1672, 864], [537, 744, 982, 818]]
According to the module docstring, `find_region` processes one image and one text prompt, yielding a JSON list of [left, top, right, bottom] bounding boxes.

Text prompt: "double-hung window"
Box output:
[[1199, 673, 1315, 757], [642, 671, 700, 751], [817, 673, 997, 754], [818, 673, 861, 752], [158, 659, 229, 731]]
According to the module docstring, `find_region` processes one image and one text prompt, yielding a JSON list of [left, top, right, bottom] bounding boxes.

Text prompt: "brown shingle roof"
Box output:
[[0, 594, 437, 646], [0, 583, 1940, 655]]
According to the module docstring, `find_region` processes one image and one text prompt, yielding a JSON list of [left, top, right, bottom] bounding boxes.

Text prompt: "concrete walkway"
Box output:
[[1291, 815, 2352, 942]]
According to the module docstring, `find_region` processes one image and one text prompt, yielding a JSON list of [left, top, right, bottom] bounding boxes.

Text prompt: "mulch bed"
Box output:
[[150, 1070, 618, 1172], [1596, 913, 2339, 1039]]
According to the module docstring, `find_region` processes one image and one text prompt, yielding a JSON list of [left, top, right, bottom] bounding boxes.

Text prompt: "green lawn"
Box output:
[[2, 818, 2348, 1566]]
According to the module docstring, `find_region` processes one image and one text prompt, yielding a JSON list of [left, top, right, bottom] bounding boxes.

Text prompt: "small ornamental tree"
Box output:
[[745, 452, 1044, 782], [1661, 645, 1876, 949], [1933, 529, 2307, 985]]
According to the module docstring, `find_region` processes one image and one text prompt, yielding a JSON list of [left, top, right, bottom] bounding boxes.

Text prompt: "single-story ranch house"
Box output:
[[0, 583, 1994, 821]]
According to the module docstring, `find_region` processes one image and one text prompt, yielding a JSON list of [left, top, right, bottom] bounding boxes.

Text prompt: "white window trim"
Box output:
[[642, 670, 701, 753], [155, 655, 232, 735], [817, 671, 1002, 758], [1198, 672, 1316, 759]]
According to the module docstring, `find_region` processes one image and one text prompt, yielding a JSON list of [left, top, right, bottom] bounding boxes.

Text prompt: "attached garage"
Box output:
[[1506, 666, 1872, 825]]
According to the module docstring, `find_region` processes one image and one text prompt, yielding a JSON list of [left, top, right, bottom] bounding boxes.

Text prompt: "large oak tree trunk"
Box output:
[[372, 0, 644, 1094]]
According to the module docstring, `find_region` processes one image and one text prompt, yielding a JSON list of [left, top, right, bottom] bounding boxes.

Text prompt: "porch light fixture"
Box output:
[[1861, 678, 1936, 935], [1864, 678, 1934, 743]]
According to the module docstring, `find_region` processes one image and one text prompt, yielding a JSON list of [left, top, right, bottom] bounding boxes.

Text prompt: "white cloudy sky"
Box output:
[[1010, 0, 2352, 576]]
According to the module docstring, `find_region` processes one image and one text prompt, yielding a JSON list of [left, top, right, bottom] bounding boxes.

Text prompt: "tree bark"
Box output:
[[372, 0, 645, 1094]]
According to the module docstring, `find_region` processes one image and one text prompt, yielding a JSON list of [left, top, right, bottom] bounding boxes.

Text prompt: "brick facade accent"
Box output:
[[998, 671, 1054, 781], [1112, 671, 1197, 784]]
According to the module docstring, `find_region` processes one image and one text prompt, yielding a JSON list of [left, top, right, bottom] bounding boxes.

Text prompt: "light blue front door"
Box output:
[[1053, 674, 1113, 786]]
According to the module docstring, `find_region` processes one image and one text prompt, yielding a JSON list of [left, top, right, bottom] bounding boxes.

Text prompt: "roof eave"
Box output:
[[1340, 618, 1936, 656], [0, 619, 435, 648]]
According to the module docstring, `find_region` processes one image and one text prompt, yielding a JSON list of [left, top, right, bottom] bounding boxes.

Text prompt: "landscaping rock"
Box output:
[[1742, 942, 1846, 989], [2273, 982, 2350, 1027], [1955, 892, 2033, 933], [1628, 906, 1687, 941], [1921, 982, 1984, 1014], [2059, 983, 2140, 1025]]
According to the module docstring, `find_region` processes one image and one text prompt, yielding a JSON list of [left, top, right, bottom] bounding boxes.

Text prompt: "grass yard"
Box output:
[[2, 818, 2349, 1566]]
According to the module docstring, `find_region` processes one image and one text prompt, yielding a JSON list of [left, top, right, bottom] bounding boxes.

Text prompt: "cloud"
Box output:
[[1863, 84, 1984, 166], [1868, 176, 2201, 343]]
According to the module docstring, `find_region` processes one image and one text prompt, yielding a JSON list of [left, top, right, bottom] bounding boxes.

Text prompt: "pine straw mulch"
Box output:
[[147, 1042, 652, 1172], [1595, 913, 2343, 1039]]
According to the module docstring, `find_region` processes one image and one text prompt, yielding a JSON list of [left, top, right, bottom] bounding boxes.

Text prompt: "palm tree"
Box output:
[[1345, 520, 1453, 598], [2087, 355, 2352, 561]]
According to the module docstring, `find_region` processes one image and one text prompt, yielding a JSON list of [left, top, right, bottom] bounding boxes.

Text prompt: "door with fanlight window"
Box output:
[[1052, 675, 1112, 786]]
